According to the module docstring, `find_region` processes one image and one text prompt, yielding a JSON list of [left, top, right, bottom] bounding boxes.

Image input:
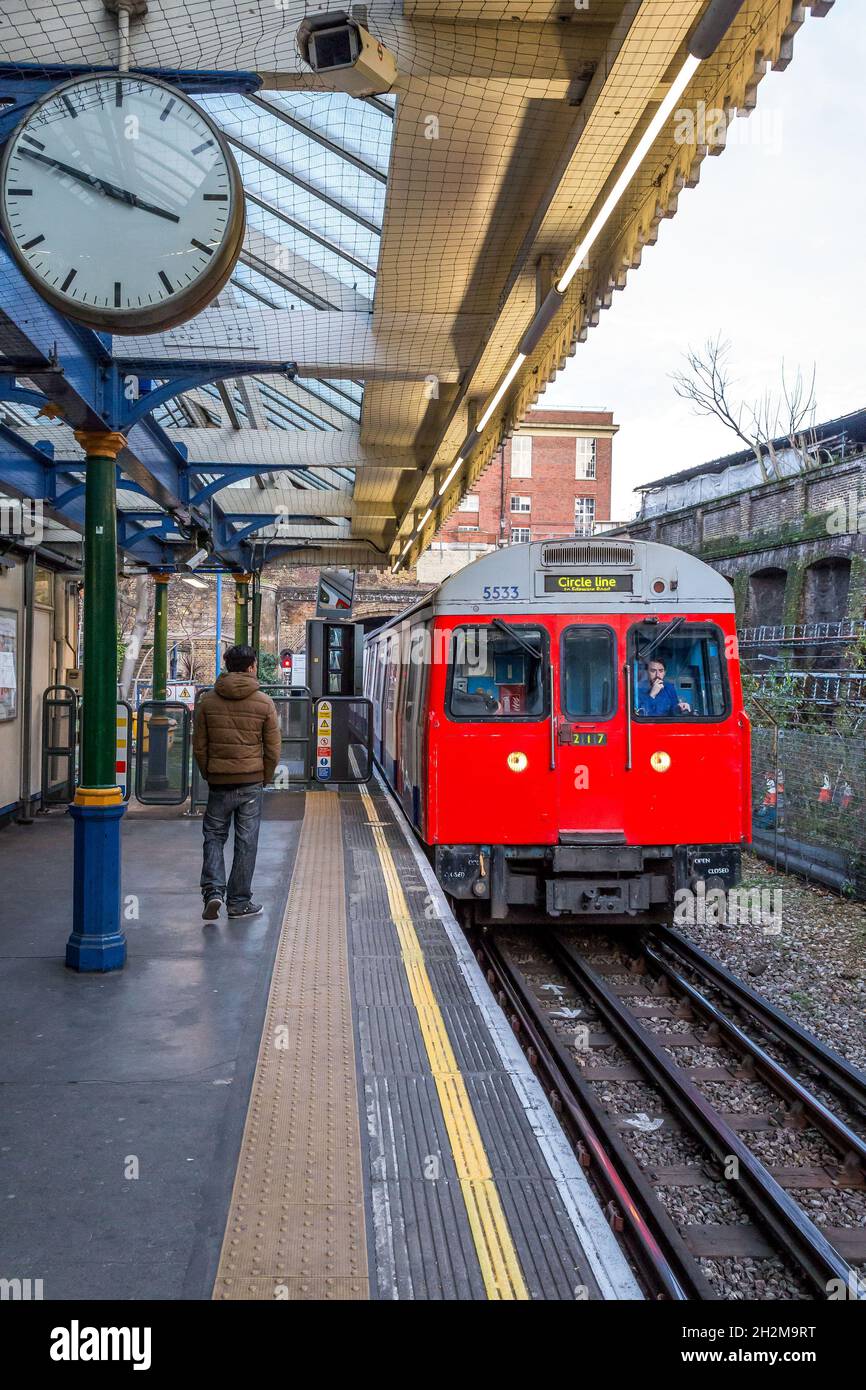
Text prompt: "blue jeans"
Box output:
[[201, 784, 263, 910]]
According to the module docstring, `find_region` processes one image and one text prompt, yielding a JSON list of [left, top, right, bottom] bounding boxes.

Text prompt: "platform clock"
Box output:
[[0, 72, 245, 333]]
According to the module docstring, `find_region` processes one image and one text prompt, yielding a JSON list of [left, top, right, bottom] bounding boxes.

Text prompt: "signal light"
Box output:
[[280, 649, 293, 672]]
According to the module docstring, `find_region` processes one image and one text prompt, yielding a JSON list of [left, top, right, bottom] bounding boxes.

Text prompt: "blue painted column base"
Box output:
[[66, 801, 128, 972]]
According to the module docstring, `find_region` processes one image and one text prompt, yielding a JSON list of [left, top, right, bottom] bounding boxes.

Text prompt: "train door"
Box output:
[[555, 621, 627, 836], [397, 623, 426, 827], [382, 631, 401, 786]]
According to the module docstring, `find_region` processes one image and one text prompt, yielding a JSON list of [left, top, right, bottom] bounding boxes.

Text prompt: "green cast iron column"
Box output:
[[235, 573, 251, 646], [145, 571, 172, 792], [77, 431, 125, 791], [66, 430, 127, 971], [251, 575, 262, 662], [151, 573, 169, 701]]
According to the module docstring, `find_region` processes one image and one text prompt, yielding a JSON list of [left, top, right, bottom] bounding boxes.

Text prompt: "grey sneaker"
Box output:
[[227, 902, 263, 919], [202, 896, 223, 921]]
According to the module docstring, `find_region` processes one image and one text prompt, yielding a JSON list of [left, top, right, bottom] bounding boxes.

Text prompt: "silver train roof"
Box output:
[[377, 539, 734, 633]]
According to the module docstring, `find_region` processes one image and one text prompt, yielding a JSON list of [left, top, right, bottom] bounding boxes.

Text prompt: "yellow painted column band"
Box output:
[[360, 788, 529, 1301]]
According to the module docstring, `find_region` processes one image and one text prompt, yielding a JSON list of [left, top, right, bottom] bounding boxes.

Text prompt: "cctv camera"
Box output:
[[297, 10, 397, 97], [186, 548, 209, 571]]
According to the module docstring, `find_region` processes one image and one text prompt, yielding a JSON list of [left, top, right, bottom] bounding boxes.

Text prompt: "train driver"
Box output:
[[636, 657, 691, 716]]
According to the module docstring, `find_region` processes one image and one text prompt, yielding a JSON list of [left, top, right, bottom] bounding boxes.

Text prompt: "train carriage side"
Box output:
[[367, 538, 750, 927]]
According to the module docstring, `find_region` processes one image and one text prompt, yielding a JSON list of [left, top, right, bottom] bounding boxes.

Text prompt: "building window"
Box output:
[[510, 435, 532, 478], [511, 526, 531, 544], [575, 438, 597, 479], [35, 567, 55, 608], [574, 497, 595, 536], [457, 494, 479, 512], [510, 495, 531, 514]]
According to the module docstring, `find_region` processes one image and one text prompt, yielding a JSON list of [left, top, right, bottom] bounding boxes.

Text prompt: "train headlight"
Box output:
[[507, 751, 528, 772], [651, 578, 666, 594], [650, 750, 671, 773]]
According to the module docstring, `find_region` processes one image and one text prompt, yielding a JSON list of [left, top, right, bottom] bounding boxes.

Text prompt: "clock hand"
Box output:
[[19, 148, 180, 223]]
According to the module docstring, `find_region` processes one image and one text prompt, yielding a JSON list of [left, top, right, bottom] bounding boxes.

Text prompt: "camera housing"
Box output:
[[297, 11, 397, 97]]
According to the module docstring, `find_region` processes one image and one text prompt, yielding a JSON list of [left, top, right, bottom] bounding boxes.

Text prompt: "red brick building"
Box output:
[[418, 407, 617, 581]]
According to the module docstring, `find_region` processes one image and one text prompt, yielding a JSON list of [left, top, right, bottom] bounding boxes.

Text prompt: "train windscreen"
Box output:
[[630, 622, 728, 720], [449, 625, 547, 719]]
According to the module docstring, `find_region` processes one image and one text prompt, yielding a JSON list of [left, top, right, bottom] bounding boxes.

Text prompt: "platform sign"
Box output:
[[316, 698, 332, 780], [166, 681, 197, 709], [316, 568, 355, 618], [116, 702, 130, 798]]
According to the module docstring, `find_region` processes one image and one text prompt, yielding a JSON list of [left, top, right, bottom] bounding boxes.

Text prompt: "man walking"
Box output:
[[193, 644, 281, 921]]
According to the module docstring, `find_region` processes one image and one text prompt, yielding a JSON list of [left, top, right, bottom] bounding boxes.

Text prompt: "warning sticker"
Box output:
[[316, 700, 333, 780]]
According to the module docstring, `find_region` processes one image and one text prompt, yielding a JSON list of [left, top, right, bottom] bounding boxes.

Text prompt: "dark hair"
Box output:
[[224, 644, 257, 673]]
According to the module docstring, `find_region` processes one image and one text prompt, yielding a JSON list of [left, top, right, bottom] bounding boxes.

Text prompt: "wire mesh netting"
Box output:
[[0, 1, 832, 568]]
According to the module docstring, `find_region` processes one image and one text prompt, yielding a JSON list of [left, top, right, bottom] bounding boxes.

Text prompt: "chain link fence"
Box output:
[[750, 719, 865, 897]]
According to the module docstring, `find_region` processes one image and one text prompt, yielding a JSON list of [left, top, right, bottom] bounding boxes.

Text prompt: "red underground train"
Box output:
[[364, 537, 751, 927]]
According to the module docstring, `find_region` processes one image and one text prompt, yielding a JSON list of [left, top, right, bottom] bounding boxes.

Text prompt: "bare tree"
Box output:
[[779, 360, 818, 468], [671, 335, 818, 482]]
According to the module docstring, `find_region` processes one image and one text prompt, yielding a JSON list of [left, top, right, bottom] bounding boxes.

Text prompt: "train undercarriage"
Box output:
[[435, 840, 742, 928]]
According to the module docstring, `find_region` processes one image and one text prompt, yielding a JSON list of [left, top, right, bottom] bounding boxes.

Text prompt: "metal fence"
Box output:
[[740, 620, 866, 648], [750, 722, 865, 896], [748, 670, 866, 711]]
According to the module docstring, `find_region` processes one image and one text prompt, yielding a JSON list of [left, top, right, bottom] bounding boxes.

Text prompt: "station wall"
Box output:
[[0, 559, 79, 824]]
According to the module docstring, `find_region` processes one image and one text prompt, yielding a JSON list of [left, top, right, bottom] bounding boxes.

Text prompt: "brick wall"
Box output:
[[436, 408, 614, 547], [702, 503, 740, 539]]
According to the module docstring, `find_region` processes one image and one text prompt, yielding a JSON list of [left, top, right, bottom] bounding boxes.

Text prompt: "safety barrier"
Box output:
[[313, 696, 372, 783], [189, 687, 313, 812], [40, 685, 78, 806], [134, 700, 192, 805]]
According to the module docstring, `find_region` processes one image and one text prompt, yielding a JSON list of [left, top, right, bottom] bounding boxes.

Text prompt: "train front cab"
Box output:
[[422, 541, 751, 927]]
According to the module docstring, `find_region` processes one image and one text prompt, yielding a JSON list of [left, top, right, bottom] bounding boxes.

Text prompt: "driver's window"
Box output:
[[631, 625, 727, 720], [448, 625, 546, 720]]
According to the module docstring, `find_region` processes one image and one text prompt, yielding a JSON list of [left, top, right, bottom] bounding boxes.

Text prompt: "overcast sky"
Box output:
[[539, 2, 864, 521]]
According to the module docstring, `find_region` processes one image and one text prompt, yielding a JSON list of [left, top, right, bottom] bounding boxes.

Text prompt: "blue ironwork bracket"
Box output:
[[118, 515, 177, 549], [187, 465, 312, 505], [117, 361, 298, 431], [0, 383, 57, 413]]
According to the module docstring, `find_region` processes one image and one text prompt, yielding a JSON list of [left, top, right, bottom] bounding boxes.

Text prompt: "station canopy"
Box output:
[[0, 0, 833, 574]]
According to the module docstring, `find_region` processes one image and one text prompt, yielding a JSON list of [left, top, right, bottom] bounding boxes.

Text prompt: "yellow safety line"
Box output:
[[359, 787, 529, 1301]]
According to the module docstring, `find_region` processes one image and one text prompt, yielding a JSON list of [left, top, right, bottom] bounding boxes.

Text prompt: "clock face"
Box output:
[[0, 73, 245, 333]]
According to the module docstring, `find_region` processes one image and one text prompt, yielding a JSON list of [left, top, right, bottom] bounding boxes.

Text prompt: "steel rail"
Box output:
[[638, 938, 866, 1171], [476, 932, 715, 1301], [550, 934, 864, 1300], [652, 928, 866, 1116]]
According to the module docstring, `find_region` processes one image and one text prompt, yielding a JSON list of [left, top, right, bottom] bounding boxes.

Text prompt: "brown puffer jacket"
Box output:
[[193, 672, 281, 786]]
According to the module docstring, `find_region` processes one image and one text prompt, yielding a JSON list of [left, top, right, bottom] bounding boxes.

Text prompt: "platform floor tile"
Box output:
[[213, 793, 369, 1301]]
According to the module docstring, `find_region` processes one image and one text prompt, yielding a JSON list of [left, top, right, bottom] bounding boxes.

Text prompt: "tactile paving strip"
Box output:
[[213, 792, 369, 1301]]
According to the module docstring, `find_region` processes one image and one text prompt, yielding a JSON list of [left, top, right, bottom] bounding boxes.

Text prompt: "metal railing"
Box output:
[[740, 620, 866, 647], [747, 670, 866, 708]]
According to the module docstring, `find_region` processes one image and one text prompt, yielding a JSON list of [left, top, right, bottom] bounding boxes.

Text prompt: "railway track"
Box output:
[[471, 921, 866, 1301]]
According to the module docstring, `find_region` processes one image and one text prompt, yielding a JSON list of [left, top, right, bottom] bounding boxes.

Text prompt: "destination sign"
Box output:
[[544, 573, 633, 593]]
